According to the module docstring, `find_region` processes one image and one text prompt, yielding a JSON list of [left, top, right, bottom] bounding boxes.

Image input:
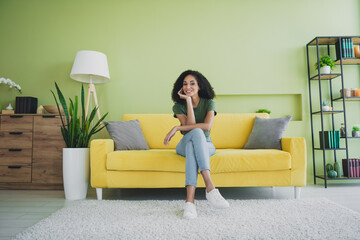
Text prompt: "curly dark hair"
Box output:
[[171, 70, 215, 103]]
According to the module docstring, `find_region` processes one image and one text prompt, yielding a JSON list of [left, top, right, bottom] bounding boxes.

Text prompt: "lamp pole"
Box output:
[[85, 75, 105, 138]]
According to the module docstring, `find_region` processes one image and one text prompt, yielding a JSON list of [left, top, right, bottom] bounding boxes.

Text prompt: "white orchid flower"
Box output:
[[0, 77, 22, 93]]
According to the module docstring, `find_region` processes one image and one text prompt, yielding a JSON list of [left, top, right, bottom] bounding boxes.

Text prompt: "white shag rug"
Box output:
[[15, 198, 360, 240]]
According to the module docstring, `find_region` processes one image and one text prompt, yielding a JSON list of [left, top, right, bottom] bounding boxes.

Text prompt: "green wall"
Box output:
[[1, 0, 360, 184]]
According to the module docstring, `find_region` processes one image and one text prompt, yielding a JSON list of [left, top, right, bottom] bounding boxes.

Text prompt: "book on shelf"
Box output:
[[354, 159, 358, 177], [335, 38, 355, 60], [350, 39, 355, 57], [342, 158, 360, 178], [319, 131, 330, 148], [319, 131, 340, 148], [335, 40, 341, 60], [334, 131, 340, 148]]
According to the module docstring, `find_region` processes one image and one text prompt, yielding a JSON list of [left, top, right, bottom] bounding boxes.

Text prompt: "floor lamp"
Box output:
[[70, 50, 110, 138]]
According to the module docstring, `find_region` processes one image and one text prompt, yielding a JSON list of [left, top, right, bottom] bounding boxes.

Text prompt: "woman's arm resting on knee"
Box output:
[[163, 111, 215, 146], [178, 111, 215, 132]]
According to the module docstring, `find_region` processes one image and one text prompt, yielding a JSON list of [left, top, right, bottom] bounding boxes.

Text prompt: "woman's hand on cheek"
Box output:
[[178, 89, 190, 100]]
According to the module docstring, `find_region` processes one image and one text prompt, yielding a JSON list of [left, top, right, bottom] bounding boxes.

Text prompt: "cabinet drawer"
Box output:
[[0, 115, 33, 131], [32, 161, 62, 184], [33, 147, 63, 184], [0, 165, 31, 183], [34, 115, 62, 135], [0, 148, 32, 165], [0, 131, 32, 148], [33, 146, 63, 160]]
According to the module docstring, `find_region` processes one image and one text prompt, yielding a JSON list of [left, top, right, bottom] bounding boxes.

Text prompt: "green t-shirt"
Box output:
[[172, 98, 216, 137]]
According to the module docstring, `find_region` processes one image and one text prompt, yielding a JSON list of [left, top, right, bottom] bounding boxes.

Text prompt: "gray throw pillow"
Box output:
[[104, 120, 150, 150], [243, 116, 292, 150]]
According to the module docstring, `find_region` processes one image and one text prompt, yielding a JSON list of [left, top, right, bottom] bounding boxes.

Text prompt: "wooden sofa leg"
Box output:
[[294, 186, 301, 199], [96, 188, 103, 200]]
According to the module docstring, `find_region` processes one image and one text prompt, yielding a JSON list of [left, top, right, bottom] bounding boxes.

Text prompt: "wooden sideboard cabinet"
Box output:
[[0, 114, 65, 189]]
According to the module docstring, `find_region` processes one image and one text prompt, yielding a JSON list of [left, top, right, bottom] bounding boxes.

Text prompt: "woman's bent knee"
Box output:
[[189, 128, 203, 135]]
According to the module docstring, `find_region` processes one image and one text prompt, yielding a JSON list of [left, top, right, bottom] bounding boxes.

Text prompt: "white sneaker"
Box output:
[[206, 189, 230, 209], [183, 202, 197, 219]]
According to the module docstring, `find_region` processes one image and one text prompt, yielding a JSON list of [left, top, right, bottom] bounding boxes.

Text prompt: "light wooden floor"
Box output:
[[0, 183, 359, 240]]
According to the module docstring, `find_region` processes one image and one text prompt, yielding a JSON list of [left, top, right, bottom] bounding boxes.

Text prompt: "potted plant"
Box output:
[[321, 99, 332, 111], [256, 109, 271, 114], [352, 126, 360, 137], [314, 56, 335, 74], [51, 82, 108, 200]]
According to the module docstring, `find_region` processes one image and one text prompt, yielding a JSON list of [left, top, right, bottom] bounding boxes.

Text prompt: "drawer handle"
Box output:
[[10, 115, 23, 118], [43, 115, 56, 118], [9, 148, 22, 152], [8, 166, 22, 169], [9, 132, 23, 135]]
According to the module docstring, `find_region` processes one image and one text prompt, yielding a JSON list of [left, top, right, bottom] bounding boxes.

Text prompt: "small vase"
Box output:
[[354, 46, 360, 58], [334, 162, 343, 177], [5, 103, 14, 110], [320, 66, 331, 74], [322, 106, 330, 111]]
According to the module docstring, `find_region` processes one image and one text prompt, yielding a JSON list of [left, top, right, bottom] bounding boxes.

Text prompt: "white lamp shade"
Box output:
[[70, 50, 110, 84]]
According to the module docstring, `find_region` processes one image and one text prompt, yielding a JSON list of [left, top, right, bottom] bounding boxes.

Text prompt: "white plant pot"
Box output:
[[352, 131, 360, 138], [63, 148, 90, 200], [320, 66, 331, 74], [322, 106, 330, 111]]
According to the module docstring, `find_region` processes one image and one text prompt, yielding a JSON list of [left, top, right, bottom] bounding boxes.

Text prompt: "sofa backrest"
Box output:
[[122, 113, 269, 149]]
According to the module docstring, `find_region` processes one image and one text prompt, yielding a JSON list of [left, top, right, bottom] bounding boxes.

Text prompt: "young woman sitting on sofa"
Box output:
[[163, 70, 229, 219]]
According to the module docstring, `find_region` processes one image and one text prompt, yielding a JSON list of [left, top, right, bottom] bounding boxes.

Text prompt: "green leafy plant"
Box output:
[[322, 99, 330, 106], [256, 109, 271, 114], [51, 82, 108, 148], [352, 126, 360, 131], [314, 56, 335, 70]]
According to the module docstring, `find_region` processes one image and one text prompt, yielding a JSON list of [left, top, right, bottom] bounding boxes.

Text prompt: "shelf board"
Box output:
[[316, 175, 360, 180], [312, 110, 343, 115], [333, 97, 360, 101], [335, 58, 360, 65], [310, 74, 341, 80], [308, 36, 360, 46], [340, 136, 360, 139], [314, 148, 346, 151]]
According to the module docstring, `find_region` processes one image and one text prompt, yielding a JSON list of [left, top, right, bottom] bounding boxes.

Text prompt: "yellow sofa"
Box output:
[[91, 113, 306, 200]]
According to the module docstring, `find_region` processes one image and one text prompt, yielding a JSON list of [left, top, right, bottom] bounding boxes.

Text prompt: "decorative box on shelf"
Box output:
[[15, 96, 38, 114], [1, 110, 15, 114]]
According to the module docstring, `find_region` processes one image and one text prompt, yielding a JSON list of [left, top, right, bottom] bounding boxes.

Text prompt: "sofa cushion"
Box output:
[[107, 150, 185, 172], [244, 116, 292, 150], [106, 149, 291, 173], [104, 120, 150, 151], [210, 149, 291, 173]]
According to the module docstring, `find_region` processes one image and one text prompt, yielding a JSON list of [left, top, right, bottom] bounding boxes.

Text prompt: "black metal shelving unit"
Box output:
[[306, 36, 360, 188]]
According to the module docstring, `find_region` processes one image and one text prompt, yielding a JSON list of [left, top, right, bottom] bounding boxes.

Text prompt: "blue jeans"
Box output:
[[176, 128, 216, 187]]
